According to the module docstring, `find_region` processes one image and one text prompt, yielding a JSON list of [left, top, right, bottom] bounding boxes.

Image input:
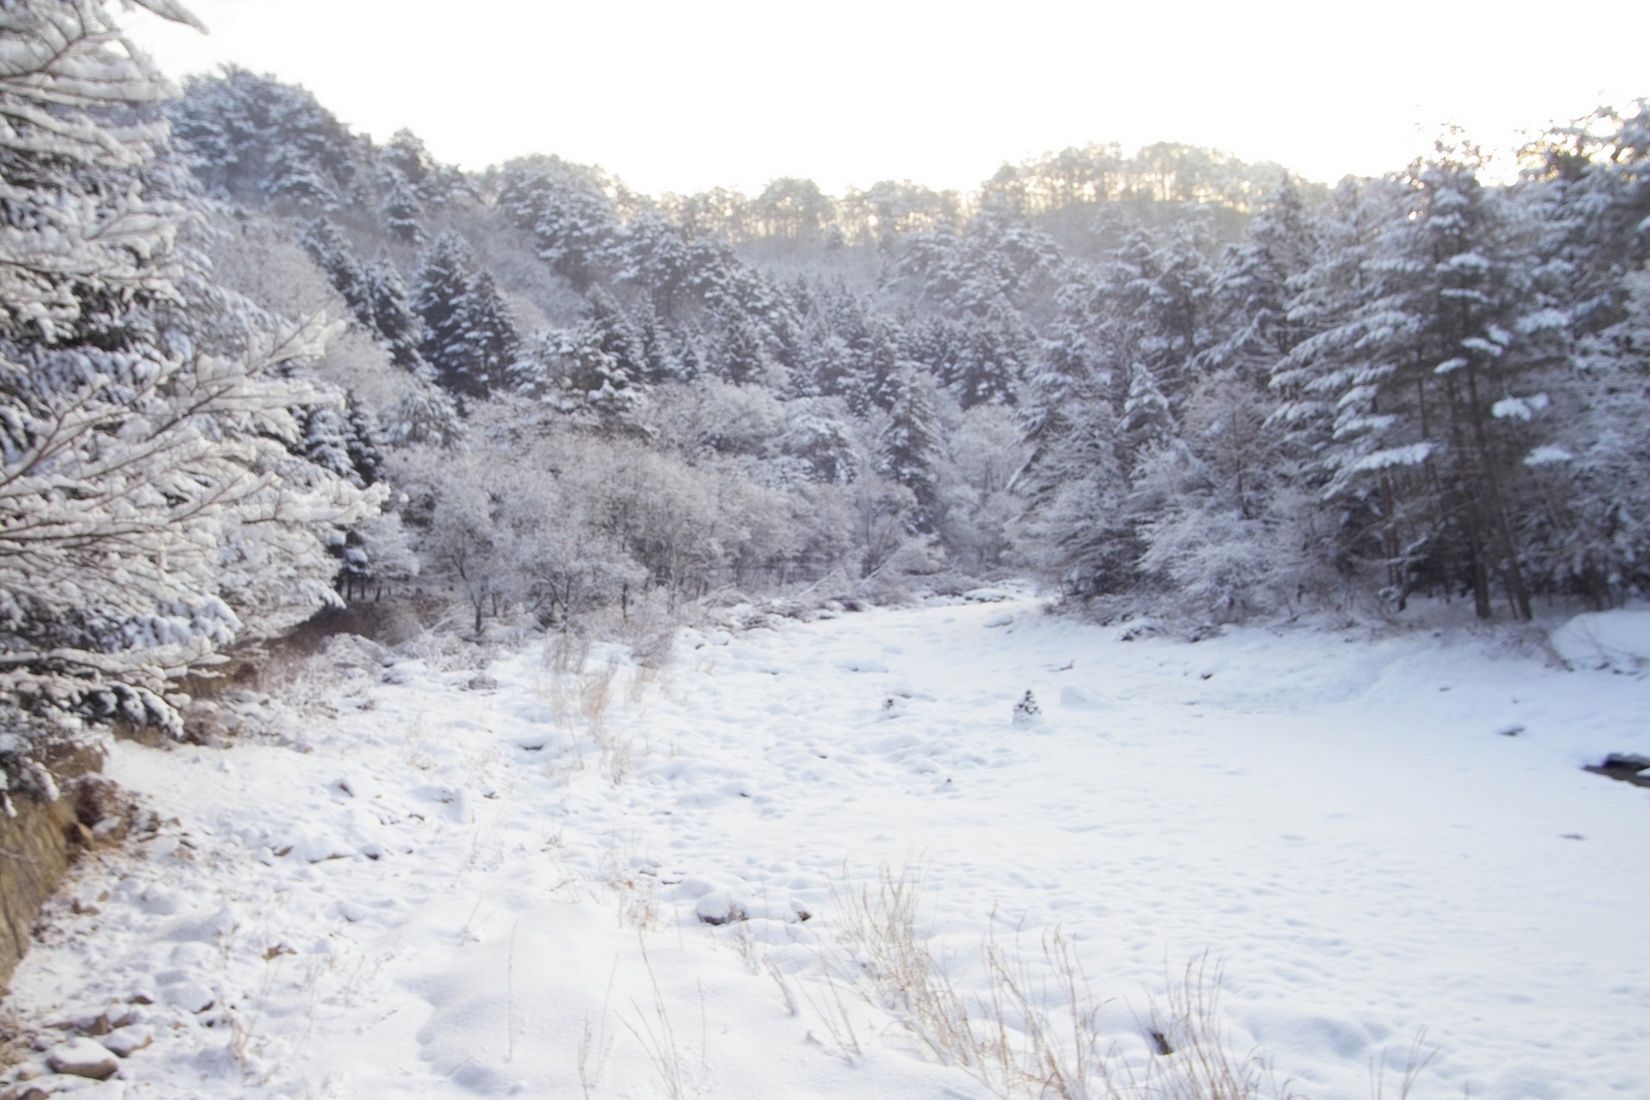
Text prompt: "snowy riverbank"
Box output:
[[5, 593, 1647, 1099]]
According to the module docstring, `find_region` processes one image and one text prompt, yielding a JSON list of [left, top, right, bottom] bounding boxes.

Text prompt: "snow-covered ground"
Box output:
[[6, 592, 1647, 1099]]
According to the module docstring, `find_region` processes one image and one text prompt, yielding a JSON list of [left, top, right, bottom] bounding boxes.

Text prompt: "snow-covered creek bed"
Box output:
[[5, 593, 1647, 1099]]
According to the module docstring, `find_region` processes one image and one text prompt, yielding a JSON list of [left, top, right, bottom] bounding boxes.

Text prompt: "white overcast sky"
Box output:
[[126, 0, 1649, 198]]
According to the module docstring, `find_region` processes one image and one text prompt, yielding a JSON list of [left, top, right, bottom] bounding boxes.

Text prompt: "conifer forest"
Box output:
[[0, 5, 1646, 1096]]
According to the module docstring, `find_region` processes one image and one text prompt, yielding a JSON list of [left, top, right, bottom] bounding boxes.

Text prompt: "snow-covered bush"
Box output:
[[645, 379, 786, 461]]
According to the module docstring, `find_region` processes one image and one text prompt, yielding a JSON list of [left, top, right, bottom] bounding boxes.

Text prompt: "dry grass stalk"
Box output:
[[620, 937, 690, 1100], [1368, 1029, 1436, 1100], [835, 862, 979, 1069], [830, 864, 1327, 1100], [1132, 955, 1286, 1100]]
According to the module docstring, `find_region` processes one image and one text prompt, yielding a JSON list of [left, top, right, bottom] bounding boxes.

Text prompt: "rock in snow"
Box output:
[[159, 981, 214, 1014], [101, 1025, 153, 1058], [45, 1038, 119, 1080], [695, 891, 747, 925]]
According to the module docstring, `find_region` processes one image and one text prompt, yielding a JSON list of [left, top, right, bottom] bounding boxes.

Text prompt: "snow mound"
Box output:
[[1550, 609, 1650, 673]]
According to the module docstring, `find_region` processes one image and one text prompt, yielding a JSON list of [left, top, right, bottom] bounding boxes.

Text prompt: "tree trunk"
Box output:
[[1462, 366, 1533, 620], [1443, 378, 1494, 618]]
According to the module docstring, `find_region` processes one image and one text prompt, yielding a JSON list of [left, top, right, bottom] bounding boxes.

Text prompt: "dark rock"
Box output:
[[1584, 753, 1650, 788]]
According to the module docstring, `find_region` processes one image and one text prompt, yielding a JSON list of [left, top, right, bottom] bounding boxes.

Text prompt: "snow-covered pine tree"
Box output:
[[263, 139, 338, 210], [378, 164, 425, 245], [1063, 225, 1180, 416], [361, 255, 427, 371], [343, 393, 388, 488], [461, 271, 521, 397], [1521, 267, 1650, 603], [672, 324, 712, 383], [411, 231, 514, 400], [1076, 186, 1325, 619], [1011, 278, 1131, 599], [895, 205, 1062, 317], [1016, 352, 1194, 602], [411, 231, 472, 382], [381, 128, 437, 193], [1266, 177, 1405, 476], [170, 66, 365, 209], [298, 218, 372, 327], [697, 265, 801, 392], [498, 158, 621, 292], [629, 299, 682, 384], [514, 323, 641, 426], [301, 405, 359, 485], [300, 395, 385, 490], [842, 314, 902, 416], [1172, 179, 1322, 522], [615, 210, 694, 320], [795, 286, 865, 401], [1478, 103, 1650, 605], [1014, 412, 1132, 599], [898, 313, 961, 388], [1200, 177, 1320, 387], [1275, 143, 1567, 617], [1522, 102, 1650, 339], [0, 0, 379, 789], [1118, 361, 1183, 472], [584, 287, 647, 382], [1016, 316, 1094, 495], [943, 306, 1033, 409], [299, 397, 399, 601], [717, 315, 784, 389], [879, 366, 945, 530], [1141, 221, 1216, 398], [380, 380, 464, 448]]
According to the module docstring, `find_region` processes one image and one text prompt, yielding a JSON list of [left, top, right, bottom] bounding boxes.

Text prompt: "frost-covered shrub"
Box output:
[[646, 380, 786, 460], [1138, 510, 1284, 622]]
